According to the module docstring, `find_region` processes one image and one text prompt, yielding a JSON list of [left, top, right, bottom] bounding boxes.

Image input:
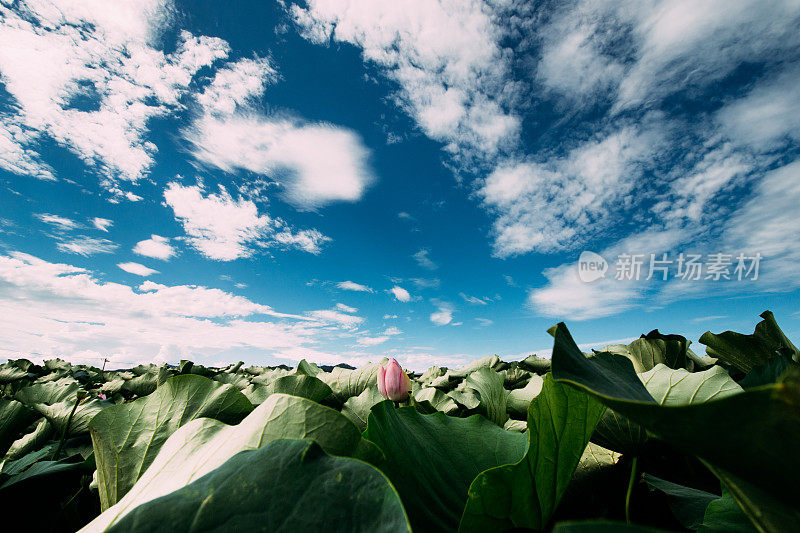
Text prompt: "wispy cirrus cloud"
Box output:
[[336, 280, 374, 292]]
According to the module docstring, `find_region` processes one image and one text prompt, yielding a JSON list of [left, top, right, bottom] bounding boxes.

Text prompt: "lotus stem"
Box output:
[[52, 391, 86, 460], [625, 455, 639, 524]]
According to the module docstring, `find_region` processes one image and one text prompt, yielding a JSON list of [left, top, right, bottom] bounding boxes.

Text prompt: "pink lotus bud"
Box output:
[[377, 358, 412, 402], [98, 393, 107, 400]]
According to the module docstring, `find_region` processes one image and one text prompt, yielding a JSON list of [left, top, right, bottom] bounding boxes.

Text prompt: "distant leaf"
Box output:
[[104, 440, 410, 533], [413, 386, 460, 415], [363, 400, 527, 533], [518, 354, 551, 375], [89, 374, 253, 510], [465, 367, 509, 426], [506, 374, 543, 417], [459, 374, 606, 532], [4, 418, 53, 460], [319, 359, 387, 405], [342, 385, 387, 431], [699, 311, 799, 373], [0, 398, 38, 456]]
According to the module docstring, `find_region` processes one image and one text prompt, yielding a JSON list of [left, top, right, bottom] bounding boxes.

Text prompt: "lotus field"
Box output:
[[0, 311, 798, 532]]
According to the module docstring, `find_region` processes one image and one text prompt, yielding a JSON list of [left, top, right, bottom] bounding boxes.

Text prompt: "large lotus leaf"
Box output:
[[0, 365, 33, 384], [640, 364, 742, 404], [413, 386, 460, 415], [5, 418, 53, 460], [418, 366, 447, 386], [122, 366, 171, 397], [518, 354, 551, 375], [738, 355, 796, 388], [342, 385, 387, 431], [318, 359, 387, 405], [549, 322, 800, 513], [459, 374, 606, 532], [15, 377, 81, 405], [210, 372, 250, 389], [82, 393, 381, 532], [446, 355, 503, 379], [644, 474, 719, 530], [592, 364, 741, 454], [363, 400, 528, 532], [103, 439, 410, 533], [37, 396, 109, 435], [89, 374, 253, 510], [627, 330, 690, 371], [503, 365, 532, 388], [0, 399, 38, 456], [465, 367, 508, 426], [0, 452, 92, 492], [699, 310, 799, 373], [447, 383, 481, 410], [698, 488, 756, 533], [294, 358, 323, 376], [702, 462, 800, 533], [507, 374, 544, 417]]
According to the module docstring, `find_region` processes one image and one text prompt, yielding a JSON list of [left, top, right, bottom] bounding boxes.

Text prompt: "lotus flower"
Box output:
[[377, 358, 412, 402], [97, 393, 107, 400]]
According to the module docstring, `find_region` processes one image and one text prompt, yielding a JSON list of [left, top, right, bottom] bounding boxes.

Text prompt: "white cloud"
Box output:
[[389, 285, 411, 302], [357, 336, 389, 346], [307, 308, 364, 328], [0, 251, 361, 366], [164, 182, 330, 261], [384, 326, 402, 336], [528, 228, 686, 320], [410, 278, 440, 290], [335, 303, 358, 313], [133, 235, 176, 260], [196, 57, 277, 116], [92, 217, 113, 232], [475, 318, 493, 327], [35, 213, 80, 231], [56, 236, 118, 256], [430, 300, 454, 326], [0, 118, 54, 179], [413, 248, 438, 270], [118, 262, 159, 276], [480, 125, 661, 256], [291, 0, 521, 163], [0, 1, 230, 188], [716, 65, 800, 151], [184, 114, 373, 209], [336, 280, 373, 292]]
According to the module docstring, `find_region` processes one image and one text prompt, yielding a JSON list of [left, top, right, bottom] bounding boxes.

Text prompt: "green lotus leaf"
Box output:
[[363, 400, 527, 532], [699, 310, 799, 373], [82, 392, 380, 532], [549, 322, 800, 517], [89, 374, 253, 510], [459, 374, 605, 532], [103, 439, 410, 533]]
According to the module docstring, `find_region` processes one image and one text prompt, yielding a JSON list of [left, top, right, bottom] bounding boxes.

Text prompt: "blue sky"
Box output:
[[1, 0, 799, 370]]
